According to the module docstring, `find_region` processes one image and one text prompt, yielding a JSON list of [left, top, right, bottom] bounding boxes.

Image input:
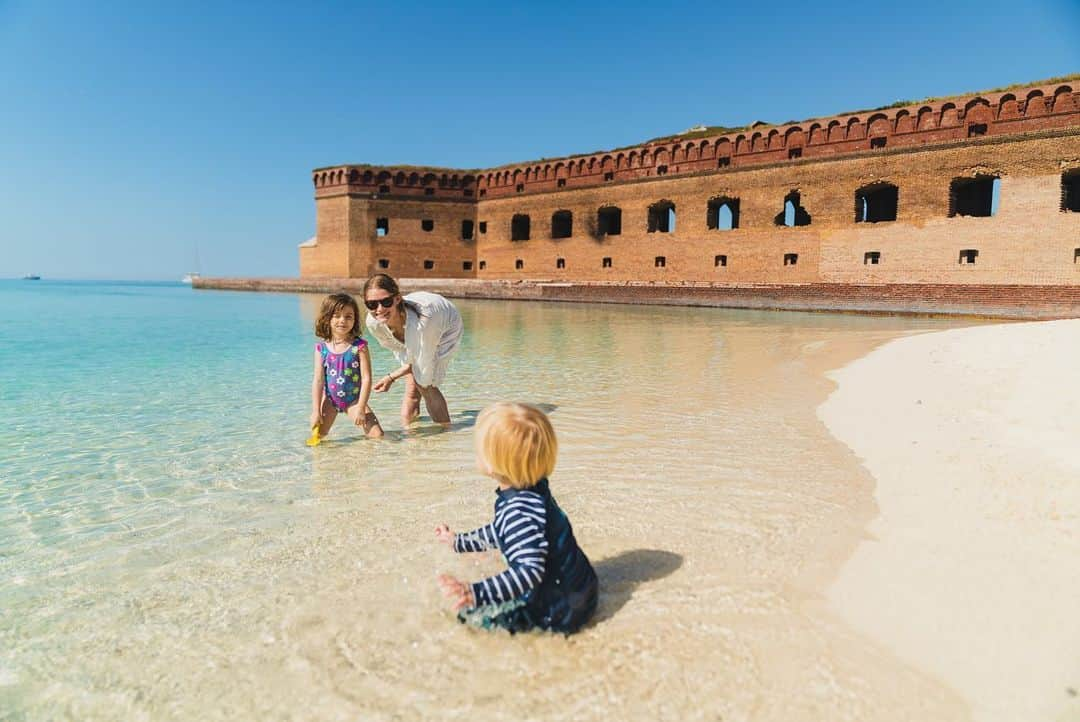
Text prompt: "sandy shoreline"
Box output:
[[819, 319, 1080, 722]]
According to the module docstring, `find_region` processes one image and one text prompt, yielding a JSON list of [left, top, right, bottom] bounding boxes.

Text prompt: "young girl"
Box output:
[[435, 403, 598, 634], [310, 292, 383, 439]]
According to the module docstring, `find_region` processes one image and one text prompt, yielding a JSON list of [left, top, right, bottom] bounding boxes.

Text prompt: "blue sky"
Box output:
[[1, 0, 1077, 280]]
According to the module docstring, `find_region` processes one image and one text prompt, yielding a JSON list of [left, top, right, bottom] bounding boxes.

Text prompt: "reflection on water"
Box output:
[[0, 282, 977, 720]]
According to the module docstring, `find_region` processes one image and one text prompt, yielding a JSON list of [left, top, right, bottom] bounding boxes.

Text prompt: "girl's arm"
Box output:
[[310, 348, 325, 426], [356, 345, 374, 414]]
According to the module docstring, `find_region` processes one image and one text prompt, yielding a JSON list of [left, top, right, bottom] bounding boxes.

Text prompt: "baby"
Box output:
[[436, 402, 598, 634]]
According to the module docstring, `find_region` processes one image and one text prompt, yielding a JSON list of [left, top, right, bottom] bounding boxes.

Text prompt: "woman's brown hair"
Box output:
[[314, 292, 362, 340]]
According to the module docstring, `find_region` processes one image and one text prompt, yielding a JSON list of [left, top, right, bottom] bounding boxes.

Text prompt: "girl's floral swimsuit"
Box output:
[[318, 337, 367, 412]]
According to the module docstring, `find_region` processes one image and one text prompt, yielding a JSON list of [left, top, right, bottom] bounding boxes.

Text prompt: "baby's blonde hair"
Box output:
[[474, 402, 557, 489]]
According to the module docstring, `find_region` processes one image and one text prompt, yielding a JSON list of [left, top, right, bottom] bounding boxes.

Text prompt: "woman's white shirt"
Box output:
[[366, 291, 463, 387]]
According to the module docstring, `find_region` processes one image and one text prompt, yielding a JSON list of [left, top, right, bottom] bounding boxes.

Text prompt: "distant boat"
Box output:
[[22, 274, 41, 280], [182, 243, 203, 284]]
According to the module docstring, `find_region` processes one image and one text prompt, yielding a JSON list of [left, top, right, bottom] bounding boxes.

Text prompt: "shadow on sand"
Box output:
[[591, 548, 683, 624]]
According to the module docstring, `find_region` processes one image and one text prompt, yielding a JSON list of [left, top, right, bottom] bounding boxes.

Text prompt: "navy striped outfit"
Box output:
[[453, 478, 598, 634]]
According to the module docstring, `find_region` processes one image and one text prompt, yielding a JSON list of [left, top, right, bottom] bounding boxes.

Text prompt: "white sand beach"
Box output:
[[820, 319, 1080, 722]]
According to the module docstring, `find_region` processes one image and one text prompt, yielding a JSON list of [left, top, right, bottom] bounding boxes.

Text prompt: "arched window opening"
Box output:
[[855, 183, 899, 223], [378, 258, 390, 269], [556, 258, 566, 269], [714, 254, 727, 267], [784, 253, 799, 266], [707, 197, 740, 230], [949, 176, 1000, 217], [602, 257, 612, 268], [1061, 170, 1080, 212], [515, 259, 524, 270], [655, 256, 666, 268], [421, 219, 434, 232], [775, 191, 811, 227], [511, 214, 531, 241], [648, 201, 676, 233], [551, 210, 573, 239], [598, 206, 622, 236]]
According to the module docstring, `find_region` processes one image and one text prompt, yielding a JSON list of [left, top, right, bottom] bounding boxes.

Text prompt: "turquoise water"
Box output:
[[0, 280, 973, 720]]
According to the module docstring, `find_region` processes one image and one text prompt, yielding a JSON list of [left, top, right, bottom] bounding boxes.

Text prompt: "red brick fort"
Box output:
[[293, 76, 1080, 317]]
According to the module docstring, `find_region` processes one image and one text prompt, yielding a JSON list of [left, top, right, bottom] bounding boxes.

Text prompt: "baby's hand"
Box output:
[[434, 524, 454, 546], [437, 574, 475, 611]]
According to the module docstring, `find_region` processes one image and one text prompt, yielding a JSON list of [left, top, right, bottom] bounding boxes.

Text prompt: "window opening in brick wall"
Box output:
[[776, 191, 811, 227], [968, 123, 988, 137], [1074, 248, 1079, 263], [959, 249, 978, 264], [515, 259, 524, 270], [379, 185, 390, 194], [511, 214, 531, 241], [378, 258, 390, 269], [480, 189, 487, 197], [715, 254, 727, 267], [655, 256, 666, 268], [421, 219, 434, 232], [870, 137, 887, 149], [949, 176, 999, 217], [604, 172, 614, 182], [657, 165, 668, 175], [788, 147, 802, 159], [1061, 170, 1080, 212], [602, 257, 612, 268], [423, 260, 434, 270], [376, 217, 389, 237], [516, 184, 525, 193], [479, 260, 486, 270], [784, 253, 798, 266], [557, 178, 566, 188], [718, 156, 731, 168], [461, 220, 474, 240], [855, 183, 899, 223], [424, 187, 435, 195], [707, 197, 740, 230], [556, 258, 565, 269], [647, 200, 676, 233], [864, 251, 881, 265], [463, 261, 473, 271], [479, 221, 487, 234], [597, 206, 622, 236], [551, 210, 573, 239]]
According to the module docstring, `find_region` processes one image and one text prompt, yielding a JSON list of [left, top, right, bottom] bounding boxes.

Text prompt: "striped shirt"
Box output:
[[454, 489, 549, 607]]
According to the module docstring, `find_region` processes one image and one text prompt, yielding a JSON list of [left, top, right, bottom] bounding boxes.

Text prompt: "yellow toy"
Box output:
[[306, 424, 321, 447]]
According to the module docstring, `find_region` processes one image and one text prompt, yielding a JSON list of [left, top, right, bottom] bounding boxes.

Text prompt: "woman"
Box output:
[[362, 274, 464, 427]]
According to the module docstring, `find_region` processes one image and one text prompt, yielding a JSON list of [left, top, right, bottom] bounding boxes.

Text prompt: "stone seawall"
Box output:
[[193, 277, 1080, 320]]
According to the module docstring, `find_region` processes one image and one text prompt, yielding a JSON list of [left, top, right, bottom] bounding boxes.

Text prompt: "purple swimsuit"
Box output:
[[318, 337, 367, 412]]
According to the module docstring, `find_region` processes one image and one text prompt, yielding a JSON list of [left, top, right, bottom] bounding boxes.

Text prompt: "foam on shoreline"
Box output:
[[819, 319, 1080, 722]]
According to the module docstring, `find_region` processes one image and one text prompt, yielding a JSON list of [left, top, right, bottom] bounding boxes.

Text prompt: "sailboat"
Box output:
[[181, 244, 202, 284]]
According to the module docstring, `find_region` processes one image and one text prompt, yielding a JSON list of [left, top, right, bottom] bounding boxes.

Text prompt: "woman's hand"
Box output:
[[373, 374, 394, 393], [346, 404, 364, 426], [434, 524, 454, 546], [437, 574, 474, 611]]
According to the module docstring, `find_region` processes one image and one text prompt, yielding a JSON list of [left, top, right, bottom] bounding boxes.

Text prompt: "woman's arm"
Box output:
[[310, 348, 325, 426], [373, 362, 413, 392]]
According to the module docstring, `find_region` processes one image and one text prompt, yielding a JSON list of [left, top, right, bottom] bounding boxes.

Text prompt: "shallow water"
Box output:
[[1, 281, 976, 720]]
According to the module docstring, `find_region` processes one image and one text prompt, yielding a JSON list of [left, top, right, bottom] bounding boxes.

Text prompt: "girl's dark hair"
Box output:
[[315, 292, 362, 340], [362, 273, 423, 317]]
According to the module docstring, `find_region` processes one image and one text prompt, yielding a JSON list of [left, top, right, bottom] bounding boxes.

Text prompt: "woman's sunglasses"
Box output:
[[364, 297, 395, 311]]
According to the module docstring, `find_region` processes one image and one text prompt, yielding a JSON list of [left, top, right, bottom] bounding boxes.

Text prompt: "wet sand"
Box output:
[[820, 319, 1080, 722]]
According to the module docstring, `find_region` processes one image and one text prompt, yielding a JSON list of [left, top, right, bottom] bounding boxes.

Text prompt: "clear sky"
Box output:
[[1, 0, 1077, 280]]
